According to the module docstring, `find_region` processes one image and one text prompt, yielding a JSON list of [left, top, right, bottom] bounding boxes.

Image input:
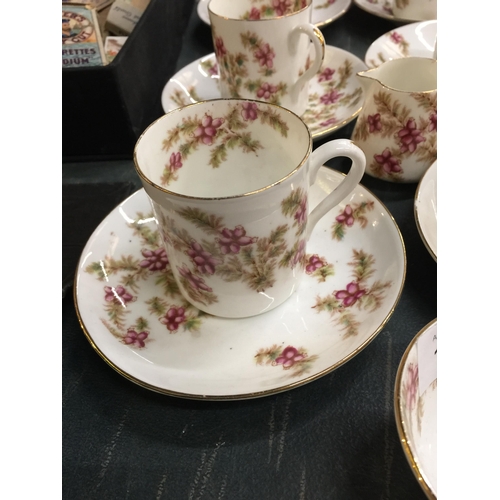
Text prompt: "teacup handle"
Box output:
[[306, 139, 366, 240], [289, 24, 325, 103]]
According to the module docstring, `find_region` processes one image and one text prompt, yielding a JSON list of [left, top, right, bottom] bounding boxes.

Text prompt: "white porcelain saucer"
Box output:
[[394, 318, 437, 499], [196, 0, 352, 28], [161, 45, 367, 141], [365, 20, 437, 68], [414, 160, 437, 261], [74, 167, 406, 400], [354, 0, 432, 22]]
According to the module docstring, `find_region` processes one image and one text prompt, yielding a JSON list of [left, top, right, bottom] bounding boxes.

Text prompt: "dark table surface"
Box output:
[[62, 2, 437, 498]]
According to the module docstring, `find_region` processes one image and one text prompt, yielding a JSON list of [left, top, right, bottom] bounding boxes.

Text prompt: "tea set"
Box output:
[[74, 0, 437, 495]]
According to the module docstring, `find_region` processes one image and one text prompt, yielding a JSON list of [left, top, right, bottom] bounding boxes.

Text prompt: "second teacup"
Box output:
[[208, 0, 325, 116]]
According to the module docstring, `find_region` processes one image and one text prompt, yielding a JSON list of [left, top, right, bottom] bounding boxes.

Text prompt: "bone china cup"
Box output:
[[207, 0, 325, 116], [133, 99, 366, 318]]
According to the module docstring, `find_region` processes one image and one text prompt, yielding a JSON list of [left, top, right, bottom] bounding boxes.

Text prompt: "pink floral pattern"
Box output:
[[217, 226, 257, 255], [211, 30, 288, 105], [241, 0, 305, 19], [374, 148, 402, 174], [352, 89, 437, 181], [335, 281, 366, 307], [123, 329, 149, 348], [158, 189, 308, 305], [160, 306, 187, 333], [302, 58, 363, 134], [255, 344, 319, 378], [84, 210, 207, 347], [305, 253, 334, 282], [104, 285, 133, 304], [139, 248, 169, 271], [313, 249, 393, 338], [332, 201, 375, 240], [160, 101, 289, 184]]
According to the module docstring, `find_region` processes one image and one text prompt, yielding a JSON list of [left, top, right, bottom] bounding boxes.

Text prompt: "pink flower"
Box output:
[[248, 7, 261, 19], [390, 32, 404, 44], [193, 114, 225, 145], [169, 152, 182, 171], [275, 346, 305, 368], [214, 36, 226, 58], [318, 67, 335, 82], [208, 63, 218, 76], [291, 239, 306, 268], [256, 82, 278, 100], [160, 306, 186, 332], [178, 266, 213, 292], [335, 281, 366, 307], [367, 113, 382, 133], [429, 113, 437, 132], [374, 148, 402, 174], [272, 0, 293, 16], [294, 197, 308, 225], [319, 117, 338, 127], [336, 205, 354, 226], [104, 285, 133, 304], [398, 118, 426, 153], [123, 329, 148, 348], [254, 44, 275, 69], [320, 89, 344, 104], [139, 248, 169, 271], [186, 241, 221, 275], [217, 226, 256, 254], [404, 363, 419, 410], [241, 102, 258, 121], [305, 254, 324, 274]]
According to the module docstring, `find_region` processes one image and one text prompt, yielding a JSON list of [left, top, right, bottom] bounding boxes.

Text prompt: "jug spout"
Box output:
[[356, 66, 381, 94], [357, 57, 437, 94]]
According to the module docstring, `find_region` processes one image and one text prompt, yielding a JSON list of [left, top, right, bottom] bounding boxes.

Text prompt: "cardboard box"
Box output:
[[105, 0, 151, 36], [62, 0, 195, 161]]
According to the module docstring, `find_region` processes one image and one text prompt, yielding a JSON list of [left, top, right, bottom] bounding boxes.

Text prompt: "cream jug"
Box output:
[[351, 57, 437, 183]]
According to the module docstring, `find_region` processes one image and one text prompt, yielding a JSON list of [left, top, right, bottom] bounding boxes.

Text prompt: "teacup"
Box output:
[[207, 0, 325, 116], [134, 99, 365, 318], [392, 0, 437, 21], [351, 57, 437, 183]]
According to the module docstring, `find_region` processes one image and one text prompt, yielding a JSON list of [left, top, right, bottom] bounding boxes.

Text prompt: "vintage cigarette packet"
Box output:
[[105, 0, 151, 36], [62, 4, 107, 68]]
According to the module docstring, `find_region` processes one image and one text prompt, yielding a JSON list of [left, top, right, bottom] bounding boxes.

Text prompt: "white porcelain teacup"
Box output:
[[392, 0, 437, 21], [134, 99, 365, 318], [208, 0, 325, 116]]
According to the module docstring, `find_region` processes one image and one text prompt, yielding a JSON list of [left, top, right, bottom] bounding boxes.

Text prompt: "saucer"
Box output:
[[196, 0, 352, 28], [394, 318, 437, 499], [364, 20, 437, 68], [161, 45, 367, 141], [74, 167, 406, 400], [414, 160, 437, 261], [354, 0, 431, 22]]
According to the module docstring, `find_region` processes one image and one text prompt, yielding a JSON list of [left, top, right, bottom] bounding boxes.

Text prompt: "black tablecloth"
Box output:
[[63, 3, 436, 498]]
